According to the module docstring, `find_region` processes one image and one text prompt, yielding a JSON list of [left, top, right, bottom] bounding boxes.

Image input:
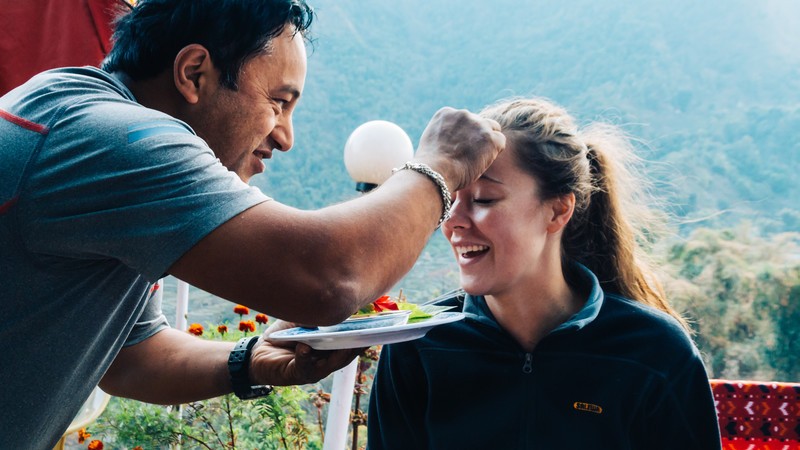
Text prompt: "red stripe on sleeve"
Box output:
[[0, 109, 49, 135], [0, 197, 19, 215]]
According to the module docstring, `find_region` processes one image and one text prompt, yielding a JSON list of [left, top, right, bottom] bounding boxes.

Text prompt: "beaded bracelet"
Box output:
[[393, 162, 452, 228]]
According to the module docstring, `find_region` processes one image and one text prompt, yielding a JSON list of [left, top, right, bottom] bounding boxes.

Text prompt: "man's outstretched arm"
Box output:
[[100, 323, 360, 404]]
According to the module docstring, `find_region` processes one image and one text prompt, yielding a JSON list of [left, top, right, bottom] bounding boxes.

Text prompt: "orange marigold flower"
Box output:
[[77, 428, 91, 444], [217, 324, 228, 335], [187, 323, 203, 336], [233, 304, 250, 315], [87, 440, 104, 450], [255, 313, 269, 325], [132, 447, 144, 450], [239, 320, 256, 333]]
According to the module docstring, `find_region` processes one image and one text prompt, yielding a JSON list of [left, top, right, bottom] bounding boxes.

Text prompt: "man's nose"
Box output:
[[270, 116, 294, 152]]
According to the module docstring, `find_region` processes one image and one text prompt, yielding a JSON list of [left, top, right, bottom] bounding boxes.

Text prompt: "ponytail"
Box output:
[[570, 126, 689, 331]]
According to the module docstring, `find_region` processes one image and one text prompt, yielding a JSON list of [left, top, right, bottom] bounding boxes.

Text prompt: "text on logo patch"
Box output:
[[573, 402, 603, 414]]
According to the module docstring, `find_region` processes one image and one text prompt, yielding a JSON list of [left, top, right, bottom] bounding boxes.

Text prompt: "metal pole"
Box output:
[[322, 359, 359, 450], [173, 279, 190, 450], [175, 280, 189, 331]]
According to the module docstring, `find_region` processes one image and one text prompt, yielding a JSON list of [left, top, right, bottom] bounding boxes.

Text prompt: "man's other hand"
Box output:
[[253, 320, 363, 386]]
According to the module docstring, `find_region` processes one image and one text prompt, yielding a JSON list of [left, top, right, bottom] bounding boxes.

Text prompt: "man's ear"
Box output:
[[173, 44, 216, 104], [546, 193, 576, 233]]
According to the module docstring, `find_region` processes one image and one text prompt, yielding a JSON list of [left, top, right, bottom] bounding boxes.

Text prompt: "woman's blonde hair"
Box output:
[[481, 97, 688, 329]]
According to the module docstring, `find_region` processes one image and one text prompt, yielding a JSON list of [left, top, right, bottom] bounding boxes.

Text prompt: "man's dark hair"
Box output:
[[102, 0, 313, 90]]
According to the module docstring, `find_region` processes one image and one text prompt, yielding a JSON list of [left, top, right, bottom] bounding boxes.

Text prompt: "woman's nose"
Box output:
[[443, 197, 469, 231]]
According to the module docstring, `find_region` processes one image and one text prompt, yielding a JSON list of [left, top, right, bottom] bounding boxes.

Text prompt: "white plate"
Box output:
[[268, 312, 465, 350], [318, 309, 411, 332]]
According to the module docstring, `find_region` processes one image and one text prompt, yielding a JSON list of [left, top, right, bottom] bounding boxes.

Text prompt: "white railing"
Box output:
[[323, 360, 360, 450]]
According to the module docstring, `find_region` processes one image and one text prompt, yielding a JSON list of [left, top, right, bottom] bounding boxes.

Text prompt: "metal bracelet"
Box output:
[[393, 162, 452, 228]]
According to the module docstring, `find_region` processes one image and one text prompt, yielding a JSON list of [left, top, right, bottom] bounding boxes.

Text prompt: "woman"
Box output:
[[367, 97, 721, 449]]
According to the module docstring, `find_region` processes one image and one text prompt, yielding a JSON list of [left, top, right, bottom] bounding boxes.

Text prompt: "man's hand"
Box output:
[[414, 107, 505, 192], [251, 320, 363, 386]]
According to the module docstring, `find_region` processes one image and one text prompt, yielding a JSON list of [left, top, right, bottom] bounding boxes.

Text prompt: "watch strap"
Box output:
[[228, 336, 273, 400]]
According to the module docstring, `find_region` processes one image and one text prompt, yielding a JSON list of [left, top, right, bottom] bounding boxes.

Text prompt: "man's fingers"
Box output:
[[486, 118, 501, 131], [491, 127, 506, 150], [294, 345, 364, 380], [296, 342, 314, 356]]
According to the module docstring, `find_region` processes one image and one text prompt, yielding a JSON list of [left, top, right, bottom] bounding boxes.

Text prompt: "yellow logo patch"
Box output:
[[573, 402, 603, 414]]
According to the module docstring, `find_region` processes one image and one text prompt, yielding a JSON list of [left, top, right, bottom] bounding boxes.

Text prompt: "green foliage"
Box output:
[[662, 225, 800, 381], [96, 398, 182, 448], [90, 317, 324, 449], [252, 387, 315, 450], [764, 266, 800, 381], [93, 389, 321, 450]]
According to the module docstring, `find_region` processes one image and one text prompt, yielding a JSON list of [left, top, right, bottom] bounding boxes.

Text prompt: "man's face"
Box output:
[[192, 27, 307, 183]]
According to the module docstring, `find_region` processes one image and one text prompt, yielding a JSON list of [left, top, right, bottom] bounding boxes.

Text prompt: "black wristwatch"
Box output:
[[228, 336, 273, 400]]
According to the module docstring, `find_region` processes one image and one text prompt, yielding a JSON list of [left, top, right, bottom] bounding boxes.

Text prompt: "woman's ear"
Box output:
[[173, 44, 216, 104], [546, 193, 575, 233]]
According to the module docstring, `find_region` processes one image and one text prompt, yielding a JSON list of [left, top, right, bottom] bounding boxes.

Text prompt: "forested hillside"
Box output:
[[256, 0, 800, 232]]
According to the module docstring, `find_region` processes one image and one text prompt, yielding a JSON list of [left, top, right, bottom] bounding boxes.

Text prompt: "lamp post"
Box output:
[[322, 120, 414, 450]]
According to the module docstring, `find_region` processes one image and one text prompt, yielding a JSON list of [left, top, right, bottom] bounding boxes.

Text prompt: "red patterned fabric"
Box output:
[[712, 379, 800, 450]]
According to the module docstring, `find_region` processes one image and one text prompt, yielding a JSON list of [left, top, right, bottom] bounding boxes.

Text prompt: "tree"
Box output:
[[661, 225, 800, 381]]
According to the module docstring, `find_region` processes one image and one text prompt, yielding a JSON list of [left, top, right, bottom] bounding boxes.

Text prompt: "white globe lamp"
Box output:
[[344, 120, 414, 192]]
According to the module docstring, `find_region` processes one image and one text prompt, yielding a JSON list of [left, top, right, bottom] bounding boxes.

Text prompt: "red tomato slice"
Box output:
[[372, 295, 398, 312]]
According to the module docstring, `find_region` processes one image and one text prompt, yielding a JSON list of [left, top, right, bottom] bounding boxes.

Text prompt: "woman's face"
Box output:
[[442, 142, 555, 297]]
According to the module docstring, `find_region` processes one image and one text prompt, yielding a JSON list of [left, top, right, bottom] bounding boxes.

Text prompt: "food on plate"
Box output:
[[318, 291, 460, 333], [354, 294, 400, 315], [353, 290, 454, 324]]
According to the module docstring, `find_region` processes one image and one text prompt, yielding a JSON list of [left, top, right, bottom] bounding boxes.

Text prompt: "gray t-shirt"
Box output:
[[0, 67, 269, 449]]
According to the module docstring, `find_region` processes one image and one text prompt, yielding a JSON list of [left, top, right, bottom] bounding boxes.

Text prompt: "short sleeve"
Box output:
[[19, 99, 270, 281], [125, 284, 170, 347]]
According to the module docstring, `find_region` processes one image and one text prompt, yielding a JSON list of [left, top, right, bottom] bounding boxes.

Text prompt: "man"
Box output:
[[0, 0, 504, 448]]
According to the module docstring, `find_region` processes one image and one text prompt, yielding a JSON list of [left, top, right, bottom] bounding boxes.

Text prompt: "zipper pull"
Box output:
[[522, 353, 533, 373]]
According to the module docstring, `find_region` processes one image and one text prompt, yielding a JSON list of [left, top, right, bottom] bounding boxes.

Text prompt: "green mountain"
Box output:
[[255, 0, 800, 233]]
